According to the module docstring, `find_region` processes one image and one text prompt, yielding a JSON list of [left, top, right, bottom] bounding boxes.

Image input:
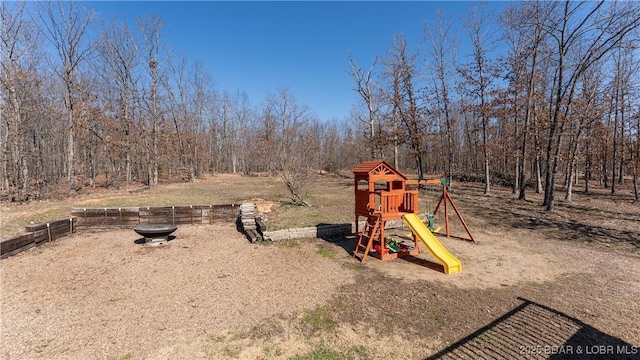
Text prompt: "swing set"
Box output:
[[407, 178, 475, 243], [352, 160, 474, 266]]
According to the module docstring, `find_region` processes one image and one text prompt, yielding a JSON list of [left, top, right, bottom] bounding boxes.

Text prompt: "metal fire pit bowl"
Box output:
[[134, 224, 178, 246]]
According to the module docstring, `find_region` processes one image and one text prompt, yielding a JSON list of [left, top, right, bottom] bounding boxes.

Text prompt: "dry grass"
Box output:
[[1, 173, 354, 239], [1, 225, 356, 359]]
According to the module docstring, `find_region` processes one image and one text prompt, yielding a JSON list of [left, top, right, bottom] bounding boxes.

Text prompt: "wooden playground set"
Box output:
[[351, 160, 475, 274]]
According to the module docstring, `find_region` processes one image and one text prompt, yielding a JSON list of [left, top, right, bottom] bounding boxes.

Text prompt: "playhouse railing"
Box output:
[[402, 190, 419, 213], [378, 190, 418, 215], [355, 189, 418, 216], [379, 191, 400, 214]]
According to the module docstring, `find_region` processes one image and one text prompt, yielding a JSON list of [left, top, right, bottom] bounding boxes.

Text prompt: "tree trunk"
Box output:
[[533, 113, 543, 193], [611, 86, 618, 194], [618, 88, 626, 185], [564, 127, 581, 201], [481, 82, 490, 195], [1, 128, 9, 193], [636, 107, 640, 201], [347, 55, 378, 160], [393, 133, 399, 170], [483, 141, 490, 195], [513, 156, 519, 195], [602, 152, 609, 188], [584, 120, 592, 193], [151, 68, 159, 187], [67, 108, 77, 193], [566, 164, 574, 202], [444, 98, 453, 190]]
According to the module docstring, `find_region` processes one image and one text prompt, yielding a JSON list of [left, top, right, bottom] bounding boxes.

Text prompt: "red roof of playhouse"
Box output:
[[352, 160, 407, 180]]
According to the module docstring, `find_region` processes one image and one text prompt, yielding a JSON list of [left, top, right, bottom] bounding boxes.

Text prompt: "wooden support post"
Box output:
[[432, 185, 475, 243]]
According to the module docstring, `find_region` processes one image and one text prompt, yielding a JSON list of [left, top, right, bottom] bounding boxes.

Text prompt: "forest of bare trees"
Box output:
[[2, 1, 639, 207], [349, 1, 640, 207]]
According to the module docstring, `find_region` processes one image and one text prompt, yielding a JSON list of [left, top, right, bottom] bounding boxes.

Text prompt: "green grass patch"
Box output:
[[430, 315, 447, 327], [349, 345, 369, 359], [118, 353, 135, 360], [207, 334, 243, 358], [290, 345, 369, 360], [263, 344, 283, 359], [346, 263, 364, 272], [223, 343, 242, 358], [209, 335, 226, 343], [290, 347, 349, 360], [280, 239, 300, 248], [300, 306, 335, 332], [316, 247, 336, 260]]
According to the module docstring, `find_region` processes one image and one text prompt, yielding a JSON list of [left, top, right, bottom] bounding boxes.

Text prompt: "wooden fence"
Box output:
[[1, 218, 77, 259], [71, 204, 239, 229], [1, 204, 240, 258]]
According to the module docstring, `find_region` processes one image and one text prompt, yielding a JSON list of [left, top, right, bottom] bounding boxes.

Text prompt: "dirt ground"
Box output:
[[1, 175, 639, 359], [1, 225, 356, 359]]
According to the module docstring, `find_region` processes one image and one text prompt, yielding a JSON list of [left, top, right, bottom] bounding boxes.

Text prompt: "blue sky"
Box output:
[[88, 1, 508, 122]]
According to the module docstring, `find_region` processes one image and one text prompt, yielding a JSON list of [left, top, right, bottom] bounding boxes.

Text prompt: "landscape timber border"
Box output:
[[1, 204, 238, 258], [1, 203, 425, 258]]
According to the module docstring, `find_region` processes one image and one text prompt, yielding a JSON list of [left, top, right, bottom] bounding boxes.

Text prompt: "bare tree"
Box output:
[[500, 1, 551, 200], [213, 91, 236, 173], [163, 56, 212, 182], [459, 4, 497, 195], [382, 53, 402, 169], [385, 33, 425, 178], [425, 10, 458, 189], [629, 40, 640, 202], [262, 88, 314, 206], [187, 61, 213, 179], [564, 66, 604, 201], [138, 15, 165, 186], [96, 18, 140, 186], [165, 55, 192, 179], [40, 0, 94, 194], [212, 90, 256, 175], [633, 101, 640, 201], [347, 54, 379, 160], [608, 44, 635, 194], [1, 0, 40, 199], [230, 91, 255, 174], [540, 0, 640, 211]]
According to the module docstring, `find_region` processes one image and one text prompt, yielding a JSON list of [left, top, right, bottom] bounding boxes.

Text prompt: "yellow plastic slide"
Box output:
[[402, 214, 462, 274]]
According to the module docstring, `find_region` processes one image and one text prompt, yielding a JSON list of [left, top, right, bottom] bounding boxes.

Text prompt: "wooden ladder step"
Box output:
[[353, 215, 382, 264]]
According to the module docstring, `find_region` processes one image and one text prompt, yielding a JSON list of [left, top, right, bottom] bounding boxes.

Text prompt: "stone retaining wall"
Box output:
[[263, 216, 423, 242]]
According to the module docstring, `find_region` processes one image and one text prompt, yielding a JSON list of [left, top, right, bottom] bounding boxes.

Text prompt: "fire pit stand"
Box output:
[[133, 224, 178, 246]]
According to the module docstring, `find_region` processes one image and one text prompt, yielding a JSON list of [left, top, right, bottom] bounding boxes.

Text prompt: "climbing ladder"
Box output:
[[353, 214, 382, 263]]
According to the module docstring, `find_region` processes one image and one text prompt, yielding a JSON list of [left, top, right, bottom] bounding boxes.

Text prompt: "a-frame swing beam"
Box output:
[[432, 185, 475, 243]]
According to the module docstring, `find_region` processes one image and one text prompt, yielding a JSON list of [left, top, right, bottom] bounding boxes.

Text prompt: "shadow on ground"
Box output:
[[318, 232, 357, 256], [426, 297, 638, 360], [458, 190, 640, 249], [400, 255, 445, 273], [317, 231, 447, 274]]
